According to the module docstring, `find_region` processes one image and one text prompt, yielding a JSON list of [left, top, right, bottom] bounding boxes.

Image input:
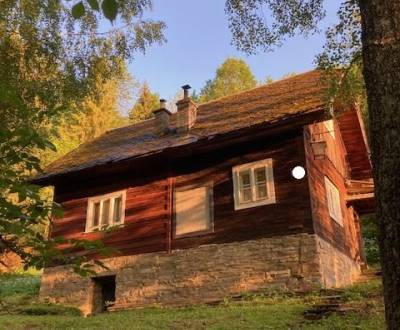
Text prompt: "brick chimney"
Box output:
[[152, 99, 171, 135], [176, 85, 197, 133]]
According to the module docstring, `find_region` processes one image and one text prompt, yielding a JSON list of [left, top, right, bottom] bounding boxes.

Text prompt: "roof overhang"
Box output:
[[32, 108, 328, 187], [345, 179, 375, 215], [337, 106, 372, 180]]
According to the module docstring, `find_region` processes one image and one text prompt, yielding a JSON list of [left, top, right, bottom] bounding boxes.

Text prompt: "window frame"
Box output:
[[85, 190, 126, 233], [232, 158, 276, 210], [324, 177, 343, 226], [173, 182, 214, 239]]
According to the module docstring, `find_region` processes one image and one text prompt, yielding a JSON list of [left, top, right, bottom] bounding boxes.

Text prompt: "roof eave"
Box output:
[[31, 107, 328, 187]]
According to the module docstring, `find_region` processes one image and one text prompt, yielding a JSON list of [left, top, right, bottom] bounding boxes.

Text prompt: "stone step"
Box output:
[[304, 304, 358, 320], [318, 295, 343, 302], [303, 306, 357, 320]]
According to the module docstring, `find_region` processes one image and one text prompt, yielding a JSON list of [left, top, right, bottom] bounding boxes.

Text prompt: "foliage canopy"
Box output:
[[0, 0, 164, 272], [199, 57, 257, 103]]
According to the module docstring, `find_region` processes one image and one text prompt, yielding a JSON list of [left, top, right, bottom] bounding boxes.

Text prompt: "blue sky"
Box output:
[[127, 0, 342, 101]]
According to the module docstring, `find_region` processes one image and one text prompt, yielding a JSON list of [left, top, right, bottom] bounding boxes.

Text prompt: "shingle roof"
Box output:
[[35, 70, 328, 182]]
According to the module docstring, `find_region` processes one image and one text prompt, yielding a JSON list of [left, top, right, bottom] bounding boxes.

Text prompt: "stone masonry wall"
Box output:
[[316, 236, 361, 288], [39, 233, 360, 315]]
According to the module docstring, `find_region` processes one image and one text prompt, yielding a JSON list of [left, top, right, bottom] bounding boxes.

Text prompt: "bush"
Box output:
[[0, 272, 41, 299], [361, 215, 380, 266]]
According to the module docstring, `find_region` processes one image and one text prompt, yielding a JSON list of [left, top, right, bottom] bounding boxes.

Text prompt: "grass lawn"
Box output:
[[0, 272, 385, 330]]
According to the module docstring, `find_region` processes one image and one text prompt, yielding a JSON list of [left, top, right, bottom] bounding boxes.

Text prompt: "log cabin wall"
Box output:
[[51, 129, 314, 258], [304, 120, 363, 263], [53, 176, 169, 256]]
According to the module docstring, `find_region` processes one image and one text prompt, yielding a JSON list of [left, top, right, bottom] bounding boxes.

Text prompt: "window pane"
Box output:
[[93, 202, 100, 227], [254, 167, 268, 199], [113, 196, 122, 223], [242, 187, 252, 202], [101, 199, 110, 225], [254, 167, 266, 183], [240, 170, 251, 186], [256, 184, 267, 199], [175, 187, 211, 236], [239, 170, 252, 202]]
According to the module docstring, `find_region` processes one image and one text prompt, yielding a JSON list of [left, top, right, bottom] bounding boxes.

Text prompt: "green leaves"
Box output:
[[101, 0, 118, 22], [199, 57, 257, 102], [1, 0, 164, 276], [225, 0, 325, 54], [87, 0, 100, 11], [72, 2, 85, 19], [71, 0, 118, 22]]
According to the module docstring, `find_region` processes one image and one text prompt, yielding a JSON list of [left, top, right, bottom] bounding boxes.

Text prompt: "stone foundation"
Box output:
[[316, 236, 361, 288], [39, 234, 360, 315]]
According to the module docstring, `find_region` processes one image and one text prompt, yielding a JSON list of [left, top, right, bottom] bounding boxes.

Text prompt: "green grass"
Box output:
[[0, 273, 385, 330]]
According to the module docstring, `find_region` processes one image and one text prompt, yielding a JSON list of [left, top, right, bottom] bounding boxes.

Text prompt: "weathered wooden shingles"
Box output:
[[51, 132, 314, 257], [36, 71, 327, 183], [305, 121, 363, 260]]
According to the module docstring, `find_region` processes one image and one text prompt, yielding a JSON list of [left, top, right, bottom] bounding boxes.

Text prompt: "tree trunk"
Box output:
[[359, 1, 400, 328]]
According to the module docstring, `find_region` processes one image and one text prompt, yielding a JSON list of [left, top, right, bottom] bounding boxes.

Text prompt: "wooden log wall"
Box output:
[[51, 130, 314, 258], [304, 121, 363, 262]]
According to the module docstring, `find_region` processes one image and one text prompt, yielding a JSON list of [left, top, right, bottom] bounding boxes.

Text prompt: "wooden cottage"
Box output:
[[34, 71, 374, 315]]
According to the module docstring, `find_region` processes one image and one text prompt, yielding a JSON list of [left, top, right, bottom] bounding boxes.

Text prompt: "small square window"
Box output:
[[86, 191, 126, 232], [232, 158, 275, 210], [324, 177, 343, 226]]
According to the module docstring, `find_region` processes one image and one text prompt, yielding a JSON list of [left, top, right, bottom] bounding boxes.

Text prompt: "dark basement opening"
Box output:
[[92, 275, 116, 313]]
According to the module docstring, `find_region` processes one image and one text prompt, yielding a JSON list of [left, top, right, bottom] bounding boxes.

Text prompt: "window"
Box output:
[[324, 119, 335, 139], [324, 177, 343, 226], [86, 191, 126, 232], [174, 184, 213, 238], [232, 158, 276, 210]]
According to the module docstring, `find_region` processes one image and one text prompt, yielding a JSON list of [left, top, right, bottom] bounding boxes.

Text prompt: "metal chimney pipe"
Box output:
[[160, 98, 167, 108], [182, 84, 191, 99]]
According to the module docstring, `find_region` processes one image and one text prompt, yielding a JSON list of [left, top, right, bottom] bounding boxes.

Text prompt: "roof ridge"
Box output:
[[102, 70, 319, 135], [198, 69, 319, 107]]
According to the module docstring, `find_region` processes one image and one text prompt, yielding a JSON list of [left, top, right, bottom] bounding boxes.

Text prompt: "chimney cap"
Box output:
[[182, 84, 191, 90], [153, 98, 171, 115]]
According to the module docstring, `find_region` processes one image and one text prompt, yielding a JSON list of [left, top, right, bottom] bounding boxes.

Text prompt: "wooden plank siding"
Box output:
[[171, 133, 313, 250], [52, 178, 169, 256], [304, 120, 364, 263], [336, 108, 372, 180], [51, 130, 314, 258]]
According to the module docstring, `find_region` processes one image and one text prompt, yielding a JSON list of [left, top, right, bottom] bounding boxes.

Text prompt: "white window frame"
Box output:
[[232, 158, 276, 210], [324, 177, 343, 226], [173, 183, 214, 239], [85, 190, 126, 233]]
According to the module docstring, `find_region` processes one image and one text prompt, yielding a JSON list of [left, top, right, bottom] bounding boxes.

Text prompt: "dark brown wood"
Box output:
[[50, 109, 371, 275], [166, 176, 173, 254], [51, 130, 315, 256]]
